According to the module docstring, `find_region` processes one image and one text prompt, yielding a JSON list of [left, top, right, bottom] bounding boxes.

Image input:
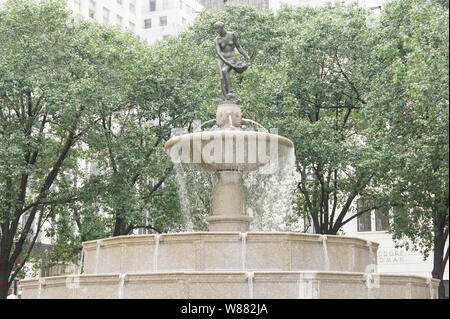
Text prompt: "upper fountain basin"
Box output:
[[165, 130, 294, 172]]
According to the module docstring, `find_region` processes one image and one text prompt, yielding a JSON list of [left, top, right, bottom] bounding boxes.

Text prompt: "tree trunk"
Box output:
[[113, 214, 128, 236], [432, 209, 447, 299], [0, 260, 12, 299]]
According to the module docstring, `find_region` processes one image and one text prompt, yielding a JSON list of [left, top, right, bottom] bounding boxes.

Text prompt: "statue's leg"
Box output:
[[222, 65, 233, 97], [220, 78, 227, 97], [218, 60, 228, 97]]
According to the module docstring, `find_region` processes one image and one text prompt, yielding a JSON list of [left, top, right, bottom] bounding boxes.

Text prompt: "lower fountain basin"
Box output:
[[165, 131, 294, 172], [19, 232, 439, 299], [20, 271, 439, 299]]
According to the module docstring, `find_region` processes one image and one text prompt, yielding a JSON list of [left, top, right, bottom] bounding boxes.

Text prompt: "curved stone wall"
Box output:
[[19, 233, 439, 299], [20, 271, 439, 299], [81, 232, 379, 274]]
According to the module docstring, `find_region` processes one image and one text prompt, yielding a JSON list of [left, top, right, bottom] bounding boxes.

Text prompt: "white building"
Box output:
[[67, 0, 204, 43], [269, 0, 385, 11], [197, 0, 385, 12], [0, 0, 204, 44], [140, 0, 203, 42], [67, 0, 141, 34], [340, 202, 449, 285]]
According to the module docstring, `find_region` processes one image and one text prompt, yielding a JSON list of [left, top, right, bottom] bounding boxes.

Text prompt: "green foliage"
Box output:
[[0, 0, 102, 295], [1, 0, 447, 296], [364, 0, 449, 266]]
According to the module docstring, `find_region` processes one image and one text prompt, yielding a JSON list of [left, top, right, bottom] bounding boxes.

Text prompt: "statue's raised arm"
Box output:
[[214, 21, 251, 100]]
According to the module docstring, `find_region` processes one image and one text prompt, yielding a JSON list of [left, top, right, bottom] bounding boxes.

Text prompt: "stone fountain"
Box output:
[[20, 22, 439, 299]]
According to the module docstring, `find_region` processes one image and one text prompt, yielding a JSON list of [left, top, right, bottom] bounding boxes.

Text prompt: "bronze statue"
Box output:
[[214, 21, 251, 100]]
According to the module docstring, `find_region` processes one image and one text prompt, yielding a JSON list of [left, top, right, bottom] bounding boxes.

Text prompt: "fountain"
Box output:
[[19, 22, 439, 299]]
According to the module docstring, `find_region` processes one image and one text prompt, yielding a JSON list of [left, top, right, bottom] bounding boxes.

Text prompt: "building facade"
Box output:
[[0, 0, 205, 44], [66, 0, 203, 43], [140, 0, 203, 42], [340, 201, 449, 295], [197, 0, 385, 12]]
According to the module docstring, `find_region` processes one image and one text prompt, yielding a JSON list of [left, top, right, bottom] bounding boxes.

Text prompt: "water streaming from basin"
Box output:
[[95, 240, 103, 274], [319, 235, 330, 271], [246, 272, 254, 299], [240, 232, 247, 270], [154, 234, 161, 272], [245, 148, 299, 231], [172, 147, 299, 232], [118, 274, 126, 299], [77, 247, 85, 275]]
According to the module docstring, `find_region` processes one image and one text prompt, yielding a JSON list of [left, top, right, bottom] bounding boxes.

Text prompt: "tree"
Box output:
[[365, 0, 449, 298], [73, 26, 219, 237], [154, 4, 392, 234], [234, 4, 391, 234], [0, 0, 105, 298]]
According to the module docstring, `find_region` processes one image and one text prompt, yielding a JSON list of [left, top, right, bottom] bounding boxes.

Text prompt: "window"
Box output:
[[357, 199, 371, 232], [138, 211, 150, 235], [163, 35, 170, 39], [116, 15, 123, 27], [89, 0, 96, 19], [129, 0, 136, 14], [375, 208, 389, 231], [144, 18, 152, 29], [182, 17, 186, 25], [103, 8, 110, 24], [149, 0, 156, 11], [129, 22, 136, 32], [179, 0, 183, 9], [117, 0, 123, 6], [162, 0, 169, 10], [159, 16, 167, 27]]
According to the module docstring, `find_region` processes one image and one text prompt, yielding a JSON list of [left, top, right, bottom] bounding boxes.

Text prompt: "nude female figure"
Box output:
[[214, 21, 251, 100]]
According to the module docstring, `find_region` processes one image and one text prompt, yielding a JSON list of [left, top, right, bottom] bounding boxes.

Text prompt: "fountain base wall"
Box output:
[[20, 271, 439, 299], [19, 232, 439, 299]]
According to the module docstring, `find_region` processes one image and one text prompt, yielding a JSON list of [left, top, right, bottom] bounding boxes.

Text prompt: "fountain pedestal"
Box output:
[[207, 170, 252, 232], [207, 102, 252, 232], [216, 102, 242, 128]]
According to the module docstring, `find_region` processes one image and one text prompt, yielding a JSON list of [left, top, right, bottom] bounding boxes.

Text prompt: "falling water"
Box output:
[[174, 164, 194, 232], [118, 274, 126, 299], [365, 273, 374, 299], [245, 148, 299, 232], [174, 163, 214, 231], [171, 128, 299, 232], [240, 232, 247, 270], [367, 241, 376, 270], [298, 274, 317, 299], [95, 240, 103, 274], [427, 278, 434, 299], [200, 119, 217, 129], [246, 272, 254, 299], [153, 234, 160, 272], [228, 115, 234, 128], [37, 278, 43, 299], [77, 247, 85, 275], [242, 119, 269, 132], [319, 235, 330, 271]]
